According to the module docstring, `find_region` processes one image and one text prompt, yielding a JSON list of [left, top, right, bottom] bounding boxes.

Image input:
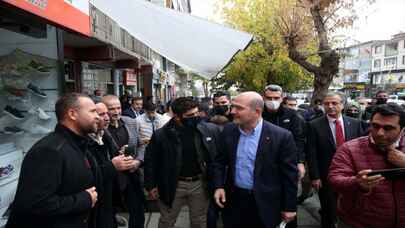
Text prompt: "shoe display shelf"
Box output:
[[0, 148, 22, 228]]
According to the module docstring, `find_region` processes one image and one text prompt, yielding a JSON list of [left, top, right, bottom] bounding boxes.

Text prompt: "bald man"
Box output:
[[212, 92, 298, 228], [88, 102, 138, 228]]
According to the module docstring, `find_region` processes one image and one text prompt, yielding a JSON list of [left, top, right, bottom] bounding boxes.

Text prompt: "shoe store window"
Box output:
[[0, 15, 60, 226]]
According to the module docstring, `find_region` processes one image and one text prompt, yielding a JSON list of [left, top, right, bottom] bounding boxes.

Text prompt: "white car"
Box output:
[[388, 95, 405, 105]]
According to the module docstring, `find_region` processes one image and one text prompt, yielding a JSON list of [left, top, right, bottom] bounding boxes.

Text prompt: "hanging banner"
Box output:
[[3, 0, 91, 36]]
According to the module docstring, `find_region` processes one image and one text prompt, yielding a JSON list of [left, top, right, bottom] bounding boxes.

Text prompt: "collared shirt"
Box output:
[[131, 107, 141, 118], [327, 115, 345, 145], [89, 130, 104, 145], [235, 118, 263, 190]]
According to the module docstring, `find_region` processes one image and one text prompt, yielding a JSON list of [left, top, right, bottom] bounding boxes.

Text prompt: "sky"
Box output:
[[190, 0, 405, 43]]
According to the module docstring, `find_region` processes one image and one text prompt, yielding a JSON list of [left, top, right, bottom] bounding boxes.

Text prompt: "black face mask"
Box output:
[[213, 105, 229, 116], [181, 116, 201, 128], [346, 111, 359, 118], [376, 98, 387, 105]]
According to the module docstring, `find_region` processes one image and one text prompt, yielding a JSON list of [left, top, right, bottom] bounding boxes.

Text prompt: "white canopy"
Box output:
[[89, 0, 253, 79]]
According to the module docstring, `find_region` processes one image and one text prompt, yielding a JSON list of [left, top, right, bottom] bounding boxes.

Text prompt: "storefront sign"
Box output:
[[344, 83, 365, 90], [124, 71, 137, 86], [4, 0, 91, 36]]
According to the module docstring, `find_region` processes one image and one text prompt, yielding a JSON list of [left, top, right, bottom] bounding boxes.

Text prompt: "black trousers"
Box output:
[[318, 181, 337, 228], [125, 173, 145, 228], [222, 188, 265, 228], [207, 198, 225, 228]]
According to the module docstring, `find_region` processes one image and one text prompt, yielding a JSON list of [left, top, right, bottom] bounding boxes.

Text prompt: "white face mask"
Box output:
[[265, 100, 280, 110]]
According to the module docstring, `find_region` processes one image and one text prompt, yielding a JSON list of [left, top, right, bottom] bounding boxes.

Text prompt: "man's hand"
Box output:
[[356, 169, 384, 191], [129, 159, 142, 173], [118, 145, 128, 155], [387, 148, 405, 168], [141, 139, 150, 146], [298, 163, 306, 181], [281, 211, 297, 223], [214, 188, 226, 208], [111, 155, 136, 171], [148, 188, 159, 200], [85, 187, 98, 208], [311, 179, 322, 191]]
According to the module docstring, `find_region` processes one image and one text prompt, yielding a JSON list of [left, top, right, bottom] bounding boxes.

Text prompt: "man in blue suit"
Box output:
[[212, 92, 298, 228]]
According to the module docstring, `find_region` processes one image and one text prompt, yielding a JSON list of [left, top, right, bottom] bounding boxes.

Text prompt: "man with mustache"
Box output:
[[102, 95, 145, 228], [87, 102, 139, 228], [329, 103, 405, 228], [307, 92, 365, 228], [6, 93, 99, 228]]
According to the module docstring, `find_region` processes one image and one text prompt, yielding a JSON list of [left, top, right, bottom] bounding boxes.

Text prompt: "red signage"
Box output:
[[4, 0, 91, 36], [124, 70, 137, 86]]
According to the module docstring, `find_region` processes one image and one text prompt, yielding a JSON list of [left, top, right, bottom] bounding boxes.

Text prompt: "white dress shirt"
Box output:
[[326, 115, 345, 145]]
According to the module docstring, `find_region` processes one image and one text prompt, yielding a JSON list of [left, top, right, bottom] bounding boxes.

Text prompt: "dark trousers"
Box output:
[[125, 173, 145, 228], [207, 199, 223, 228], [318, 181, 337, 228], [222, 188, 265, 228]]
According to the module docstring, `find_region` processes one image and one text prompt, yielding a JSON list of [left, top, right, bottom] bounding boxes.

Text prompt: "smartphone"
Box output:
[[124, 145, 135, 156], [367, 168, 405, 180]]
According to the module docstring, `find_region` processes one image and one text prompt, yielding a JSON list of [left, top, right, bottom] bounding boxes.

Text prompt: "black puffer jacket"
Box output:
[[144, 119, 221, 207], [263, 106, 306, 162]]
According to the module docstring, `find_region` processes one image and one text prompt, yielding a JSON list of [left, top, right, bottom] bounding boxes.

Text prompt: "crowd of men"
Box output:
[[5, 85, 405, 228]]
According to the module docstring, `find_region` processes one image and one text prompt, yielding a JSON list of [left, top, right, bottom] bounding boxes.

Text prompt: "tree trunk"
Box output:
[[311, 72, 334, 105]]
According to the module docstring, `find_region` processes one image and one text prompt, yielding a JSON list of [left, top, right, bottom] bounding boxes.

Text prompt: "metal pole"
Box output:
[[114, 69, 120, 96]]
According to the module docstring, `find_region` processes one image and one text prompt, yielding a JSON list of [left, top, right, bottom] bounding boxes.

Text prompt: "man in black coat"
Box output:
[[145, 97, 221, 228], [262, 85, 306, 180], [87, 102, 140, 228], [213, 92, 297, 228], [307, 92, 365, 228], [6, 93, 99, 228]]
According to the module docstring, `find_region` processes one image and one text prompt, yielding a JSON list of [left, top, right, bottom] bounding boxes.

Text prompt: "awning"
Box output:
[[89, 0, 253, 79]]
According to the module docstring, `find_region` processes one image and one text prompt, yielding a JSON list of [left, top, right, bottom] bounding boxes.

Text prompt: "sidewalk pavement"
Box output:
[[119, 193, 322, 228]]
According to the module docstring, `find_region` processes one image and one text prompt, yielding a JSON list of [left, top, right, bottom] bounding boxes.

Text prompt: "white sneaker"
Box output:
[[29, 125, 51, 134], [37, 108, 51, 120], [28, 107, 37, 115]]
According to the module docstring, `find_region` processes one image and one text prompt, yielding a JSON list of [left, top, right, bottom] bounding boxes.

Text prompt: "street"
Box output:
[[118, 194, 321, 228]]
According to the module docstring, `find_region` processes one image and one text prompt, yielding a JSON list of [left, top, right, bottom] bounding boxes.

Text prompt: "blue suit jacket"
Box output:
[[122, 108, 143, 119], [212, 120, 298, 228]]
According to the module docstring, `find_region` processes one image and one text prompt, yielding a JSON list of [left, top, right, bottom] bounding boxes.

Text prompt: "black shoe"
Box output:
[[27, 83, 47, 98], [3, 126, 24, 134], [3, 105, 24, 120]]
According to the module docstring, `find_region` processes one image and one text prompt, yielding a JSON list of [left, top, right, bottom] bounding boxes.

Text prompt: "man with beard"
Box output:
[[145, 97, 220, 228], [87, 102, 139, 228], [362, 90, 389, 121], [329, 103, 405, 228], [213, 92, 297, 228], [102, 95, 145, 228], [6, 93, 99, 228]]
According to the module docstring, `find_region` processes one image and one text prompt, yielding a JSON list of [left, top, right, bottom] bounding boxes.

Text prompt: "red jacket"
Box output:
[[328, 136, 405, 228]]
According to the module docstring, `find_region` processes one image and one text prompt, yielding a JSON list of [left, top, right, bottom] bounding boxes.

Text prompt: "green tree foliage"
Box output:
[[213, 0, 314, 93]]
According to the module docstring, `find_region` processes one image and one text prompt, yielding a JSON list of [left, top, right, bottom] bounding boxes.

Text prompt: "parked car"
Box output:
[[388, 95, 405, 105]]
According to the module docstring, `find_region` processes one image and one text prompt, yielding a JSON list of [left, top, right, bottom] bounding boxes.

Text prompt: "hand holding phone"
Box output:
[[357, 169, 384, 191]]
